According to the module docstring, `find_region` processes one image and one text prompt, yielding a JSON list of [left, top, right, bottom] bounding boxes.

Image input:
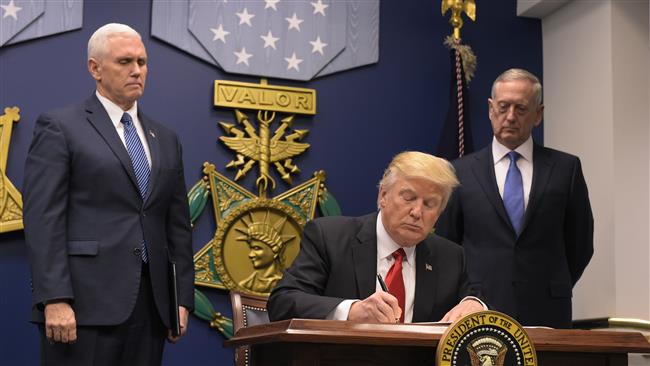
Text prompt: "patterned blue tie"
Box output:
[[503, 151, 524, 234], [121, 112, 150, 262]]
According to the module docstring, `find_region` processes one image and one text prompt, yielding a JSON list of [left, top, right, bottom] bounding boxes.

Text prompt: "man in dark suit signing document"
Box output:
[[24, 23, 194, 365], [268, 151, 485, 323]]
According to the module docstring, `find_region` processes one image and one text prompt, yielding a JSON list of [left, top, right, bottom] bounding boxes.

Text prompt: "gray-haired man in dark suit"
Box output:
[[24, 23, 194, 365]]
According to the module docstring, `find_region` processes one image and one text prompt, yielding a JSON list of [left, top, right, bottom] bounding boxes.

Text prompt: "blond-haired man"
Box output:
[[268, 151, 484, 323]]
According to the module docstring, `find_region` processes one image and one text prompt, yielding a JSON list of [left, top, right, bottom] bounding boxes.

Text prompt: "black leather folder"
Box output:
[[169, 261, 181, 337]]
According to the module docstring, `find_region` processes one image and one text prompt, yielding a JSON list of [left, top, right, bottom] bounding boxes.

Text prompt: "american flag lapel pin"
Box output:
[[425, 263, 433, 271]]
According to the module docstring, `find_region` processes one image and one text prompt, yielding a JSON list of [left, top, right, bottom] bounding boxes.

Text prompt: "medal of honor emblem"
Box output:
[[213, 199, 304, 296]]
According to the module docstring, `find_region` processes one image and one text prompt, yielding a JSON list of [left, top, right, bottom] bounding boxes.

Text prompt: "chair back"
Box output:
[[230, 291, 270, 366]]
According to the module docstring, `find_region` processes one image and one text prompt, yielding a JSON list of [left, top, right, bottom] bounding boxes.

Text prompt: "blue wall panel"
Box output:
[[0, 0, 541, 364]]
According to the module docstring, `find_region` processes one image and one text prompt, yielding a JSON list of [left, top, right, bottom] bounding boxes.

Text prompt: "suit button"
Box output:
[[134, 248, 142, 256]]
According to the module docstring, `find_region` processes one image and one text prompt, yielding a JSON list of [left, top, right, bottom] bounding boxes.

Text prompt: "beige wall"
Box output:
[[611, 0, 650, 320], [539, 0, 650, 321], [543, 1, 616, 319]]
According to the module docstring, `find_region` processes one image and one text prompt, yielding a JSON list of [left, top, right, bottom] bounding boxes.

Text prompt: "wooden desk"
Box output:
[[225, 319, 650, 366]]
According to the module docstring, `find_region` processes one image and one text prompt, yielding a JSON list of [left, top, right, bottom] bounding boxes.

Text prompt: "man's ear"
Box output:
[[534, 104, 544, 127], [487, 98, 494, 119], [378, 187, 387, 208], [88, 58, 101, 81]]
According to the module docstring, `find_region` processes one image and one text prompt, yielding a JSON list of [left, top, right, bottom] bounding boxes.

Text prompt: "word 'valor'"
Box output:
[[214, 81, 316, 115]]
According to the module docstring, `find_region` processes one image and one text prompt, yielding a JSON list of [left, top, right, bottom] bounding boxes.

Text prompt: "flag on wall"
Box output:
[[436, 39, 475, 161], [0, 0, 44, 46], [188, 0, 347, 81], [4, 0, 83, 46], [151, 0, 379, 82], [0, 0, 83, 48]]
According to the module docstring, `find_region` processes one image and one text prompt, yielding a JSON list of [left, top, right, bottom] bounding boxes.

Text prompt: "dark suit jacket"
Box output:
[[268, 213, 477, 322], [436, 143, 593, 328], [23, 95, 194, 328]]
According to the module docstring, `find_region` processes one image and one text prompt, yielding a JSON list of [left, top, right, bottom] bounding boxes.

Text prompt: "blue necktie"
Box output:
[[503, 151, 524, 234], [121, 112, 150, 262]]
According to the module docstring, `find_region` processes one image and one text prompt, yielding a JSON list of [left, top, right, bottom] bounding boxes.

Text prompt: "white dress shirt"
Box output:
[[492, 136, 533, 210], [95, 91, 152, 168], [326, 213, 488, 322], [326, 213, 416, 322]]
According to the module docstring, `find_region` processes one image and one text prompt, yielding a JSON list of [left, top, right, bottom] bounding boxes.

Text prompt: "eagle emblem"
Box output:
[[220, 109, 309, 194]]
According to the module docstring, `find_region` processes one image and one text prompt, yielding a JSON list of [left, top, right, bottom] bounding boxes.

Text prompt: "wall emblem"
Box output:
[[0, 107, 23, 233], [151, 0, 379, 80], [187, 79, 339, 337], [0, 0, 83, 48]]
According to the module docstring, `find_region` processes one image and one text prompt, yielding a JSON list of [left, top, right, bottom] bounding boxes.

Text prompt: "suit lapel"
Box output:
[[84, 96, 140, 194], [139, 113, 160, 206], [413, 239, 437, 322], [521, 144, 554, 233], [352, 214, 379, 299], [470, 147, 512, 230]]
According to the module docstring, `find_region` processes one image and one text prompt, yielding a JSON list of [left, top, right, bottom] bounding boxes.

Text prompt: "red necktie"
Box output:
[[385, 248, 406, 323]]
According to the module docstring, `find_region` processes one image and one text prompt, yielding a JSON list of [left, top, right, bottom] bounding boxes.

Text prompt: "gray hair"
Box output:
[[87, 23, 141, 60], [491, 68, 543, 106]]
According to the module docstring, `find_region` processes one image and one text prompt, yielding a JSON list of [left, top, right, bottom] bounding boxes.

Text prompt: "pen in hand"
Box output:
[[376, 273, 389, 292], [376, 273, 399, 323]]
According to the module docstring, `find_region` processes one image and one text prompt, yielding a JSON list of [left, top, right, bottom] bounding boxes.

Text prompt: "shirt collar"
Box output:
[[376, 212, 416, 263], [95, 90, 138, 129], [492, 135, 534, 165]]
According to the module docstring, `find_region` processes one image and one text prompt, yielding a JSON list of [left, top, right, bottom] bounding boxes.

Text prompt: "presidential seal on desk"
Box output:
[[437, 311, 537, 366]]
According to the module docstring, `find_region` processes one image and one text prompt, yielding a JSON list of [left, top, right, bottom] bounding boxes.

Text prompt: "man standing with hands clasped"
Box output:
[[24, 23, 194, 365], [436, 68, 594, 329], [268, 151, 485, 323]]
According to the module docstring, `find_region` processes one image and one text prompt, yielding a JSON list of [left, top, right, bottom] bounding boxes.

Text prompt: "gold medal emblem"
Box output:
[[213, 199, 304, 296], [0, 106, 23, 233], [0, 172, 6, 214], [189, 79, 339, 339]]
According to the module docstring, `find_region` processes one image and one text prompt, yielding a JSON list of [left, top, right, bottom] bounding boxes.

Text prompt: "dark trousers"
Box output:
[[39, 265, 166, 366]]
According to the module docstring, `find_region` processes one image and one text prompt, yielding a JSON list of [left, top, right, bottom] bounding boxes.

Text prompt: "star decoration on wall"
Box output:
[[234, 47, 253, 66], [309, 36, 327, 55], [261, 30, 279, 50], [178, 0, 377, 81], [285, 12, 303, 31], [211, 24, 230, 43], [285, 52, 303, 71], [311, 0, 328, 16], [1, 0, 22, 20], [264, 0, 279, 11], [236, 8, 255, 27]]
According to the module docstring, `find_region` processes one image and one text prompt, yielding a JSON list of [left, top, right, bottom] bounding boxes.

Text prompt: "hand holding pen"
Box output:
[[346, 273, 401, 323], [377, 273, 400, 323], [376, 273, 389, 292]]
